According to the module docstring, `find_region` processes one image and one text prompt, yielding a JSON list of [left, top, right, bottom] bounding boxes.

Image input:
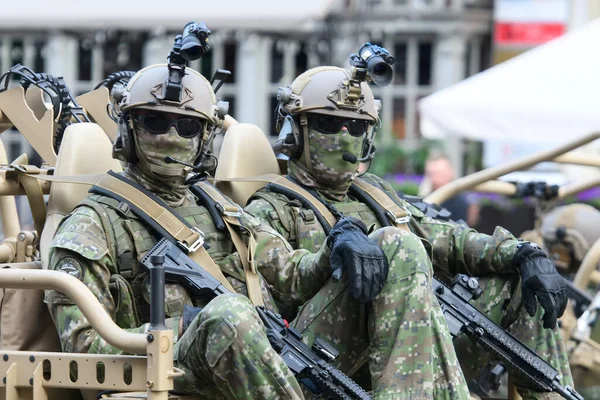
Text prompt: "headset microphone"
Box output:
[[164, 156, 204, 172], [342, 153, 358, 164]]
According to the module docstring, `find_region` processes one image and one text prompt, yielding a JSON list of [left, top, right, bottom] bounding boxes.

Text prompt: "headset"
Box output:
[[273, 86, 380, 165]]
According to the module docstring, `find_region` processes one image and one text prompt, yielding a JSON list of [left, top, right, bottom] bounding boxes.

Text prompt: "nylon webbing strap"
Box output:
[[93, 173, 236, 293], [353, 178, 410, 231], [14, 165, 46, 236], [212, 174, 338, 229], [195, 181, 264, 307], [33, 172, 235, 292]]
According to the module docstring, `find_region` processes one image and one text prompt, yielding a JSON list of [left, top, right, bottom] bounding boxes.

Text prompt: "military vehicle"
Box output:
[[424, 139, 600, 398], [0, 27, 596, 400]]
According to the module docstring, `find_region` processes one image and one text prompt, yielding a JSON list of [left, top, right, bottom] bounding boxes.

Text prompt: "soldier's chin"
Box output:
[[148, 166, 188, 182]]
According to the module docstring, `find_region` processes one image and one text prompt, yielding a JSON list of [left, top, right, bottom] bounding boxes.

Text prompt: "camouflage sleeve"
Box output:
[[241, 211, 332, 307], [46, 208, 178, 355], [366, 174, 521, 276], [408, 214, 520, 277]]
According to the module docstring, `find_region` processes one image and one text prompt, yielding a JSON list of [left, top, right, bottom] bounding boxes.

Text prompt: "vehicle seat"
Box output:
[[40, 123, 122, 269], [215, 123, 281, 206]]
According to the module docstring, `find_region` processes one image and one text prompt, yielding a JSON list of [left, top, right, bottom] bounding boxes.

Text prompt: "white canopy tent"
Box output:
[[419, 18, 600, 145]]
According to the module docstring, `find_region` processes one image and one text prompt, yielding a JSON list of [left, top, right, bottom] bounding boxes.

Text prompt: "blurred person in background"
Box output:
[[421, 151, 479, 226]]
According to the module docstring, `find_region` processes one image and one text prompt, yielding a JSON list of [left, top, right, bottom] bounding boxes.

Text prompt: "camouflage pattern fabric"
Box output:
[[246, 173, 574, 400], [128, 122, 201, 206], [290, 226, 469, 399], [173, 293, 303, 399], [45, 177, 333, 397], [288, 127, 363, 200]]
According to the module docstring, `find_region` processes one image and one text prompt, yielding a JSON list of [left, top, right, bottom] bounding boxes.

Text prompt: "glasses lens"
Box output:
[[141, 115, 171, 134], [315, 115, 342, 134], [176, 118, 203, 138], [347, 120, 368, 137], [314, 115, 368, 136]]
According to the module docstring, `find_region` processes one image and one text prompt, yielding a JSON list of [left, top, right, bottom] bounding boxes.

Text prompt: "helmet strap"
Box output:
[[299, 115, 312, 173]]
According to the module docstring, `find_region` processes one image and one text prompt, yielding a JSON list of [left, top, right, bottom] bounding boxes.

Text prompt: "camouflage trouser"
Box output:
[[173, 293, 304, 399], [452, 276, 574, 400], [292, 226, 470, 400]]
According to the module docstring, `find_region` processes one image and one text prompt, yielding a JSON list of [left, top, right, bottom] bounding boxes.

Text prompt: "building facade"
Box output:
[[0, 0, 494, 163]]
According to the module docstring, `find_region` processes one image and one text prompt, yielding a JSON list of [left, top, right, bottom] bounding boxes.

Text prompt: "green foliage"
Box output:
[[370, 136, 444, 176], [386, 181, 420, 196]]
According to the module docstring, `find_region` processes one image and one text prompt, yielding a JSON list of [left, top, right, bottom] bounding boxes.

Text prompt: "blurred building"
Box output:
[[1, 0, 494, 164]]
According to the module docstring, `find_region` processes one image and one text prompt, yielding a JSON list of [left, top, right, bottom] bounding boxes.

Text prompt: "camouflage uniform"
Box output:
[[45, 64, 469, 399], [247, 66, 573, 399]]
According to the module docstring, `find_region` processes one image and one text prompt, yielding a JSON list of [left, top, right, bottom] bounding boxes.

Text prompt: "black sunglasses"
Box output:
[[309, 115, 369, 137], [133, 114, 205, 138]]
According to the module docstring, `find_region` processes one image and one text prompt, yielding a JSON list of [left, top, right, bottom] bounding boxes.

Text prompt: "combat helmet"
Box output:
[[274, 66, 380, 159], [113, 64, 227, 165], [540, 203, 600, 272]]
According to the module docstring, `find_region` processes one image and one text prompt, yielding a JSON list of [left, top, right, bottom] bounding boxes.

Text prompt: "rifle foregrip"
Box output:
[[325, 364, 372, 400]]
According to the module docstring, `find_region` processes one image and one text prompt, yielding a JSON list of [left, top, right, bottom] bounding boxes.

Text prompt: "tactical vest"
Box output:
[[76, 190, 271, 323], [252, 190, 382, 253]]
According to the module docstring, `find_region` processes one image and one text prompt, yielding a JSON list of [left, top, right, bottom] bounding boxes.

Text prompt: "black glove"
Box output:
[[327, 217, 389, 303], [513, 242, 567, 329], [181, 304, 203, 336]]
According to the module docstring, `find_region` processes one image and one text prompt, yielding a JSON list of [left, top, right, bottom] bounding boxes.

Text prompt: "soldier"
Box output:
[[45, 64, 469, 399], [539, 203, 600, 274], [245, 66, 573, 400]]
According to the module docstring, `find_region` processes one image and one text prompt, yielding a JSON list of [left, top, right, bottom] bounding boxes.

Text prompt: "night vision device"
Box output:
[[162, 21, 212, 103], [350, 42, 395, 87]]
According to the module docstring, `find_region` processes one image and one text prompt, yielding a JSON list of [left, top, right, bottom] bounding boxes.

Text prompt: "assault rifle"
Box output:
[[433, 274, 583, 400], [141, 238, 371, 400]]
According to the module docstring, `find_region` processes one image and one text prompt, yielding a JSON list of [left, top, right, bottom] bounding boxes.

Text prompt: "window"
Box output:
[[417, 41, 432, 86], [393, 43, 407, 85], [393, 98, 406, 139], [200, 50, 213, 80], [102, 31, 147, 78], [33, 40, 45, 73], [295, 44, 308, 78], [10, 40, 23, 81], [78, 39, 93, 81], [224, 40, 237, 84], [271, 42, 284, 83]]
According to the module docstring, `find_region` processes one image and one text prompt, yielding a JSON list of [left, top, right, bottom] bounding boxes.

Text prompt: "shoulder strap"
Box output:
[[351, 178, 411, 232], [85, 171, 236, 293], [191, 181, 264, 307], [212, 174, 339, 232]]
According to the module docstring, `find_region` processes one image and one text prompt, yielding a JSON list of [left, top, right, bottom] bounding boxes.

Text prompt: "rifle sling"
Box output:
[[35, 171, 236, 293], [217, 175, 412, 377], [192, 181, 264, 307]]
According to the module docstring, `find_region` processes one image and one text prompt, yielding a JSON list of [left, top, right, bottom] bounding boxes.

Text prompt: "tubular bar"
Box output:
[[0, 268, 147, 354], [426, 132, 600, 205]]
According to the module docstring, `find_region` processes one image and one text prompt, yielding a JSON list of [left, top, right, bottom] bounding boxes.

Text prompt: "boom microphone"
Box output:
[[342, 153, 358, 164], [164, 156, 203, 172]]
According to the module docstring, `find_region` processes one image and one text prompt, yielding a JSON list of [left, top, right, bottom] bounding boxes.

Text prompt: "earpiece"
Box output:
[[112, 113, 137, 163]]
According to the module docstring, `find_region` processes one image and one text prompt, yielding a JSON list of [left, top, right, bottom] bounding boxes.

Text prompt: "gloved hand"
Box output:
[[327, 217, 389, 303], [513, 242, 567, 329], [179, 304, 203, 339]]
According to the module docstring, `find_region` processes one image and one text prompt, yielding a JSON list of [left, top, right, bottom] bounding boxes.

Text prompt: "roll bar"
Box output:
[[425, 132, 600, 204], [0, 268, 147, 354]]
